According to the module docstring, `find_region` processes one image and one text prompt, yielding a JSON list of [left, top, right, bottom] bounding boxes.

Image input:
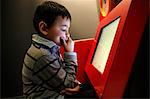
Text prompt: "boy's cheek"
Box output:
[[56, 32, 66, 39], [60, 35, 67, 41]]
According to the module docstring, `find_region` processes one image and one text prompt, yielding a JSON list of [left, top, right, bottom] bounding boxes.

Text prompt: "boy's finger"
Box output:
[[60, 90, 66, 95], [65, 88, 77, 92], [60, 37, 67, 46], [65, 85, 80, 92]]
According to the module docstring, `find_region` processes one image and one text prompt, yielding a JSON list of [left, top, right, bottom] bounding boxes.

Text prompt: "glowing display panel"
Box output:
[[92, 17, 120, 73]]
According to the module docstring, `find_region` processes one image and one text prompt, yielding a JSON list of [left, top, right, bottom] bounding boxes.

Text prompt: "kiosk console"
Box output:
[[85, 0, 148, 98]]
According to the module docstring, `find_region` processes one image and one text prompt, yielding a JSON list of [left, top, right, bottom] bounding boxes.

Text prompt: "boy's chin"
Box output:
[[56, 42, 61, 46], [53, 40, 61, 46]]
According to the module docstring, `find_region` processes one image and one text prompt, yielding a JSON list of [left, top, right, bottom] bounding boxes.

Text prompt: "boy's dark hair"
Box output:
[[33, 1, 71, 33]]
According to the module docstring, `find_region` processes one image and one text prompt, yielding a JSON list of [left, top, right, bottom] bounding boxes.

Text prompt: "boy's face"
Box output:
[[46, 16, 71, 46]]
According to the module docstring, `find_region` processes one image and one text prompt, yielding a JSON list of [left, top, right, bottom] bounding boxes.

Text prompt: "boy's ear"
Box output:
[[39, 21, 48, 35]]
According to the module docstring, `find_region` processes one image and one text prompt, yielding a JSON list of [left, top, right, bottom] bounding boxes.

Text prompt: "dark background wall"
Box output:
[[1, 0, 34, 97], [1, 0, 149, 98], [0, 0, 1, 97]]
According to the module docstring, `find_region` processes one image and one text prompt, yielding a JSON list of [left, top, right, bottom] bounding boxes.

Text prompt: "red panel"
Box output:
[[85, 0, 148, 98], [103, 0, 148, 98], [60, 38, 94, 83]]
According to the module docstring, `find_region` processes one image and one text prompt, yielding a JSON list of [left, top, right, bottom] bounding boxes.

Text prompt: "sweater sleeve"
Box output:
[[32, 51, 78, 92], [63, 52, 78, 87]]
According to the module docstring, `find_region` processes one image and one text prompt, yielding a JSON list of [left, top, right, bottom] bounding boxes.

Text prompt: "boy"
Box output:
[[22, 1, 78, 98]]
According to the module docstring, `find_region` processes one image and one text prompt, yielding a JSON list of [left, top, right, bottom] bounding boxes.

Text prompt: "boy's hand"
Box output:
[[60, 84, 80, 95], [60, 80, 81, 95], [60, 35, 74, 52]]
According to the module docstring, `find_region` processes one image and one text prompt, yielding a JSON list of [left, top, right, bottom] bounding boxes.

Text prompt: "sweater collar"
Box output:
[[32, 34, 59, 49]]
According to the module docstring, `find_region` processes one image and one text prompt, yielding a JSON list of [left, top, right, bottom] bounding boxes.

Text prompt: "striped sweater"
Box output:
[[22, 34, 78, 99]]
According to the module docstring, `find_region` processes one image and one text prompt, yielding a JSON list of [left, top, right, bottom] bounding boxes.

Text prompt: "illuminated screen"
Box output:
[[92, 17, 120, 73]]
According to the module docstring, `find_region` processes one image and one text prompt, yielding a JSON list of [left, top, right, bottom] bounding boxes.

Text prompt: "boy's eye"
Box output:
[[61, 29, 67, 32]]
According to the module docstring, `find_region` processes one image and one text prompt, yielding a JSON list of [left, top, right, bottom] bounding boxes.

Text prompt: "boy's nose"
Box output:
[[66, 32, 70, 37], [65, 32, 70, 41]]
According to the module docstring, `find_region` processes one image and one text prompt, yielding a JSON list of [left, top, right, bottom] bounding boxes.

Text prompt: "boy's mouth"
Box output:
[[60, 37, 67, 45], [60, 37, 64, 44]]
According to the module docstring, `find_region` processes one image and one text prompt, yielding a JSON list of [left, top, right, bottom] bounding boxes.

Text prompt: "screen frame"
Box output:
[[85, 0, 132, 97], [91, 16, 120, 74]]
